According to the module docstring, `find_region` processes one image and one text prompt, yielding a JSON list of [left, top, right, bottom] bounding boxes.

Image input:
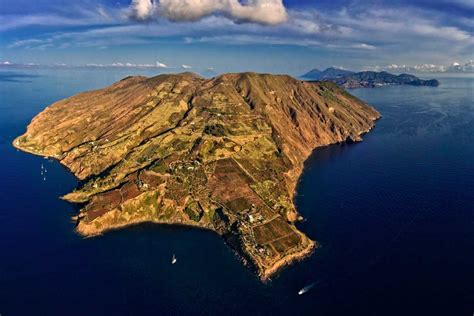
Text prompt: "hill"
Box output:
[[301, 67, 354, 80], [329, 71, 439, 88], [302, 68, 439, 88]]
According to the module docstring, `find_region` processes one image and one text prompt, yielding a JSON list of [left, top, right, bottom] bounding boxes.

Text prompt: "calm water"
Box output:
[[0, 69, 473, 315]]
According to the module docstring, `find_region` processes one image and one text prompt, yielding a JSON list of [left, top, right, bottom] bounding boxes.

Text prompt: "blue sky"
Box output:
[[0, 0, 473, 75]]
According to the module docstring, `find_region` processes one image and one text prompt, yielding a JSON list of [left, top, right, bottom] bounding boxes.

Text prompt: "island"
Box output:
[[13, 72, 380, 280], [301, 67, 355, 80], [302, 67, 439, 88]]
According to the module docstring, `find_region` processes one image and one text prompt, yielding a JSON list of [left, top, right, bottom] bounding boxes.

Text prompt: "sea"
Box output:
[[0, 68, 473, 315]]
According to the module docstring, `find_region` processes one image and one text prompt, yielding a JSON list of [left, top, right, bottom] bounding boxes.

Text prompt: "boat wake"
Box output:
[[298, 282, 316, 295]]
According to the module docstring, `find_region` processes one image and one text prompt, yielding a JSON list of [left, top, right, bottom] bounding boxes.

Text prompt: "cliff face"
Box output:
[[14, 72, 380, 280]]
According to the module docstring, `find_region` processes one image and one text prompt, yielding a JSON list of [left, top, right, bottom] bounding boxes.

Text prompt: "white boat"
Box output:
[[298, 283, 315, 295], [171, 254, 177, 264]]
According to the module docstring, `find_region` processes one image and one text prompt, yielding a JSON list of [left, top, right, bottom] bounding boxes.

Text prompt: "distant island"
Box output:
[[14, 72, 379, 280], [302, 67, 439, 88]]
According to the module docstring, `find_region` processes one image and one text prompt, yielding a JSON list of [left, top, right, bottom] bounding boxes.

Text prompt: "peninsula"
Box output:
[[14, 72, 380, 280]]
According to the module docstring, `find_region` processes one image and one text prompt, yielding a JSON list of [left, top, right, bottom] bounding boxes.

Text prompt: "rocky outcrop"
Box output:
[[14, 72, 380, 280]]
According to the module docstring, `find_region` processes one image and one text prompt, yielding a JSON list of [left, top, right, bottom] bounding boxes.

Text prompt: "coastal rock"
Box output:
[[14, 72, 380, 280]]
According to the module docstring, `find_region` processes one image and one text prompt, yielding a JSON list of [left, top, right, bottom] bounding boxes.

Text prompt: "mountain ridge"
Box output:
[[301, 67, 354, 80]]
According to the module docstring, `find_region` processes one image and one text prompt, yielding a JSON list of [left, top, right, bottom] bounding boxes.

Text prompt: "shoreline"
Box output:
[[76, 216, 216, 239], [259, 234, 316, 281], [261, 117, 380, 280], [289, 117, 380, 221]]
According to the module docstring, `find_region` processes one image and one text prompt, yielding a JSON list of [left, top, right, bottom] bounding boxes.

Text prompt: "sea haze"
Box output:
[[0, 69, 472, 315]]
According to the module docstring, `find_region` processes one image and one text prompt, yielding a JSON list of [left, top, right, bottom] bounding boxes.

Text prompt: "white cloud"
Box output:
[[351, 43, 376, 50], [365, 63, 448, 73], [110, 62, 160, 68], [129, 0, 154, 21], [7, 39, 45, 49], [86, 63, 105, 67], [413, 24, 471, 41], [286, 11, 345, 36], [81, 62, 170, 68], [182, 64, 192, 69], [0, 6, 122, 31], [129, 0, 287, 25], [451, 0, 474, 8], [333, 8, 473, 44], [156, 61, 168, 68], [184, 34, 378, 52], [4, 1, 473, 68]]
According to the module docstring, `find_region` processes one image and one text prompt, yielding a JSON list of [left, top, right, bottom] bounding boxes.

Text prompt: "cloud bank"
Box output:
[[129, 0, 287, 25]]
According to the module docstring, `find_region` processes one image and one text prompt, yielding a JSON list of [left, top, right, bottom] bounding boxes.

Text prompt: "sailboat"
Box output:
[[171, 254, 177, 264]]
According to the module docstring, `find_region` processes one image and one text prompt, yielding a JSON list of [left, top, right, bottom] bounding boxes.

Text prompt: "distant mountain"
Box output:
[[301, 67, 354, 80], [302, 68, 439, 88], [330, 71, 439, 88], [301, 68, 321, 79]]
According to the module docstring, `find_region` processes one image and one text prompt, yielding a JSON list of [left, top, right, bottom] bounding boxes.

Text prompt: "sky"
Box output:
[[0, 0, 473, 75]]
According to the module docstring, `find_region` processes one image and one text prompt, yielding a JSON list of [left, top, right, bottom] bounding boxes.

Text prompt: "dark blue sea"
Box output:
[[0, 69, 473, 315]]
